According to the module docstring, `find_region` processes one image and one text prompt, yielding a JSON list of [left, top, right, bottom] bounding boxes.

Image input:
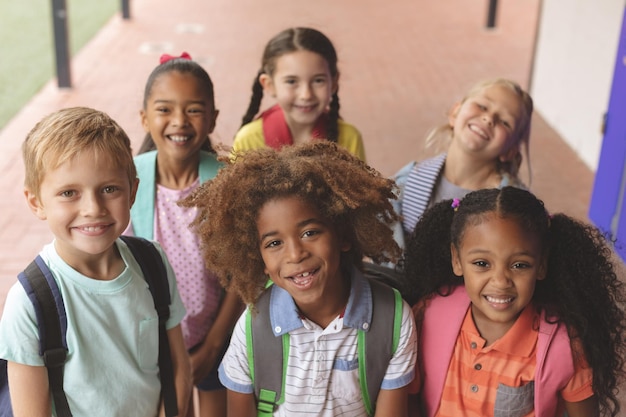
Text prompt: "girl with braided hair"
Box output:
[[231, 27, 366, 161], [404, 186, 626, 417], [181, 141, 416, 416]]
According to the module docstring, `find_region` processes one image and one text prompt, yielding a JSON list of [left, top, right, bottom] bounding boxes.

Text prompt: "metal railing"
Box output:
[[51, 0, 131, 88]]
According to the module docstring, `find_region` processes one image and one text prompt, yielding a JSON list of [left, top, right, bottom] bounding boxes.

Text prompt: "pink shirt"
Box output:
[[154, 179, 223, 348]]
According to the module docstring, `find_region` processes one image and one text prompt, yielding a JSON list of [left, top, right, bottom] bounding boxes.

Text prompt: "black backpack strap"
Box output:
[[120, 236, 178, 417], [248, 286, 288, 416], [17, 256, 72, 417]]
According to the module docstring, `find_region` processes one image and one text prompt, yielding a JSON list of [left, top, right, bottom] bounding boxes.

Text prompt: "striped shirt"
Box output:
[[219, 272, 417, 416]]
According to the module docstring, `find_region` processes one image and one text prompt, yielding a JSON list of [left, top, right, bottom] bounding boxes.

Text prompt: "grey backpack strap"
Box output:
[[248, 287, 288, 416], [360, 278, 403, 416]]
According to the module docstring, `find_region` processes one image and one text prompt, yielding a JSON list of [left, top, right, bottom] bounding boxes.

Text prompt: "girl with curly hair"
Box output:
[[180, 141, 417, 416], [404, 186, 625, 417]]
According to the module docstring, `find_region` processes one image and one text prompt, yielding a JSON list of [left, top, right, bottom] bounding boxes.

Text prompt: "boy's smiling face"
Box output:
[[25, 150, 138, 272], [257, 196, 350, 321]]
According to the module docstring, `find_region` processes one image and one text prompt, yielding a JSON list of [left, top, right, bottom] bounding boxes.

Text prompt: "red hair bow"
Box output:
[[159, 52, 192, 65]]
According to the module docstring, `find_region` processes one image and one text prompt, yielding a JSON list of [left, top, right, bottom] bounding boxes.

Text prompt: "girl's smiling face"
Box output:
[[260, 50, 337, 136], [449, 84, 524, 163], [451, 213, 546, 341], [257, 196, 350, 316], [141, 71, 217, 162]]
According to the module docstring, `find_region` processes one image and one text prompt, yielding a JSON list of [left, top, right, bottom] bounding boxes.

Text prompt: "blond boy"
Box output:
[[0, 107, 191, 416]]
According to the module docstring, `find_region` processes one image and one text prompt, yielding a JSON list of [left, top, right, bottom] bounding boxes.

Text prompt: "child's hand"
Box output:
[[189, 340, 221, 385]]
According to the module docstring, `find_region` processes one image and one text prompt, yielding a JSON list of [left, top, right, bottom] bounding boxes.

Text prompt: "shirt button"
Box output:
[[274, 326, 281, 333], [470, 342, 477, 349], [362, 323, 369, 330], [471, 385, 479, 393], [474, 363, 482, 370]]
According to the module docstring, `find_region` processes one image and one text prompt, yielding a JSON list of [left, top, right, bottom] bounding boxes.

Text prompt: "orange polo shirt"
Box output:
[[434, 305, 593, 417]]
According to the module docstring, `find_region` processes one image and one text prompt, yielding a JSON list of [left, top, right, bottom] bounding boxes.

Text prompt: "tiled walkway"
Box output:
[[0, 0, 595, 308]]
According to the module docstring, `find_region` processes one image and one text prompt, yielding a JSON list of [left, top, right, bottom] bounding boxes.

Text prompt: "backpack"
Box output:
[[247, 272, 403, 417], [0, 236, 178, 417]]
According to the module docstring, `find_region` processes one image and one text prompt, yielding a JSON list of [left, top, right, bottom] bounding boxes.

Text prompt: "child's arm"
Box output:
[[375, 386, 411, 417], [166, 324, 192, 417], [226, 390, 256, 417], [7, 361, 51, 416], [189, 290, 243, 384], [564, 396, 599, 417]]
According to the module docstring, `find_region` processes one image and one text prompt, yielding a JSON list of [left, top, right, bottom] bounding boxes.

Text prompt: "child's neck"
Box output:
[[156, 153, 200, 190], [444, 146, 502, 189], [56, 241, 124, 281], [286, 120, 316, 145], [297, 279, 351, 329], [470, 306, 516, 346]]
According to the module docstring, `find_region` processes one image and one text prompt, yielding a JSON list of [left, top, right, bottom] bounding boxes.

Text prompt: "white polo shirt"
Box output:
[[219, 270, 417, 416]]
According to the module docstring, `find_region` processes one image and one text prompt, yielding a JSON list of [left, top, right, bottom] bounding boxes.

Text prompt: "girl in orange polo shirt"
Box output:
[[404, 187, 625, 417]]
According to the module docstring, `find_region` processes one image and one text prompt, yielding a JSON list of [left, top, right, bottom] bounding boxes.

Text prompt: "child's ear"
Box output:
[[210, 109, 219, 134], [451, 244, 463, 276], [331, 72, 340, 95], [129, 178, 139, 207], [499, 144, 520, 163], [140, 109, 150, 133], [448, 102, 462, 127], [24, 188, 46, 220], [536, 255, 548, 281], [259, 73, 276, 98]]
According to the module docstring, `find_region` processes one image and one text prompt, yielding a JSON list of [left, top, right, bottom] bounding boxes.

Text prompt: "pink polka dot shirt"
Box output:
[[154, 178, 222, 349]]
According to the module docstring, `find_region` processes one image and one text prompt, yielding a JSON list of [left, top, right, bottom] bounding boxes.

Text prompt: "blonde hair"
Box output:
[[23, 107, 136, 198], [426, 78, 534, 182]]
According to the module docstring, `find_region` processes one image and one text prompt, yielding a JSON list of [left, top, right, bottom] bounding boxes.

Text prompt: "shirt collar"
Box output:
[[268, 266, 373, 336], [462, 303, 537, 357]]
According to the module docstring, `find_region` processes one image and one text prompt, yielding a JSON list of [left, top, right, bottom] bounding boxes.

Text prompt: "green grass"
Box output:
[[0, 0, 117, 129]]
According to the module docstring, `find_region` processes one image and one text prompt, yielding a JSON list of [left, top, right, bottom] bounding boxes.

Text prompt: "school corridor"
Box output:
[[0, 1, 597, 309]]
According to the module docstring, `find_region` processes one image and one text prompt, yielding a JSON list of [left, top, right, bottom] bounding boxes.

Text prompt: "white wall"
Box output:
[[530, 0, 623, 170]]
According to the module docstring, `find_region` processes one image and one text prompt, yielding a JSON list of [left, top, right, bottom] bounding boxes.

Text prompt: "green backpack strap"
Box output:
[[358, 278, 403, 416], [246, 287, 289, 417]]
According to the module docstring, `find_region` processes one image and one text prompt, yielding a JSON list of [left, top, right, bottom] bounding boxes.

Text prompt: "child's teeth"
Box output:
[[486, 296, 512, 304], [170, 135, 188, 142]]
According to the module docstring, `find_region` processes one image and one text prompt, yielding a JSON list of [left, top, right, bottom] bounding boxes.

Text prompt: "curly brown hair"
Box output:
[[180, 141, 401, 305]]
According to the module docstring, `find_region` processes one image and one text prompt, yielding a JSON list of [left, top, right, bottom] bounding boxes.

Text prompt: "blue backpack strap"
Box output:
[[248, 287, 289, 416], [120, 236, 177, 417], [358, 278, 402, 416], [17, 256, 72, 417]]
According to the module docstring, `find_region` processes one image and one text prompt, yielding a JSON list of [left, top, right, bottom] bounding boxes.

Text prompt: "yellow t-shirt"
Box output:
[[231, 117, 366, 162]]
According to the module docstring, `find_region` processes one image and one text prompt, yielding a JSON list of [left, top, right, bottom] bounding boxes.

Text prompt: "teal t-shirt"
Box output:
[[0, 238, 185, 417]]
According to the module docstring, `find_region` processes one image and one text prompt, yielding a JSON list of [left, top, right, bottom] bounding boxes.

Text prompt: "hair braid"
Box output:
[[241, 71, 265, 127], [326, 91, 340, 143]]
